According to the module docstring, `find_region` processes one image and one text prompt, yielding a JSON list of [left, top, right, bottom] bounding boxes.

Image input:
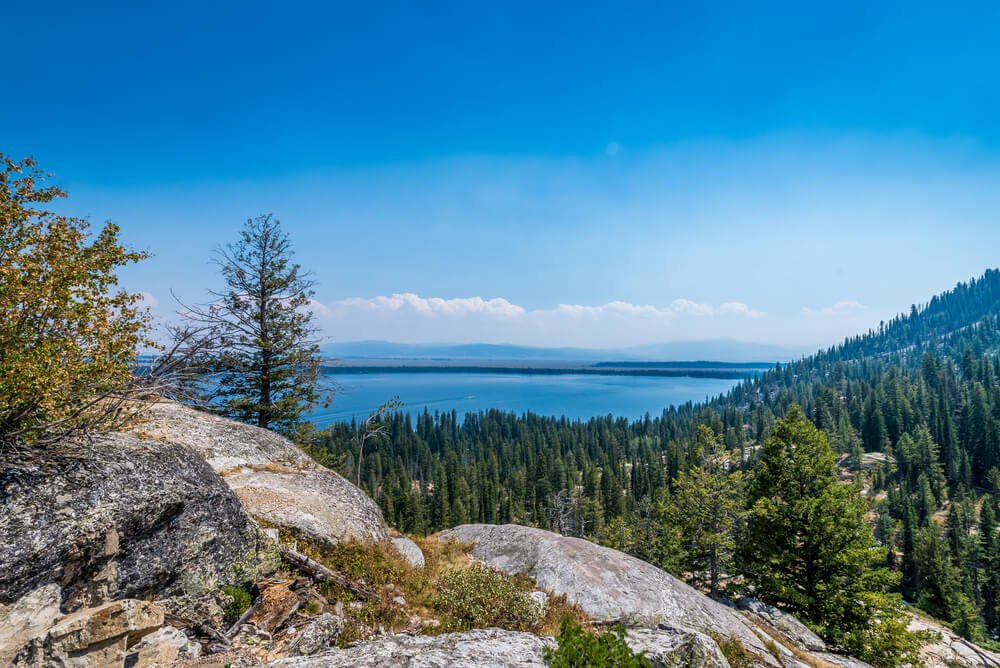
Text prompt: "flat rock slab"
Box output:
[[133, 401, 388, 545], [436, 524, 777, 665], [269, 626, 736, 668], [47, 598, 163, 652], [3, 597, 164, 667], [269, 628, 554, 667]]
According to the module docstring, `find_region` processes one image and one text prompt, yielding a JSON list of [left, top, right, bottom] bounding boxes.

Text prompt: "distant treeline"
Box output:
[[320, 365, 763, 379], [593, 361, 773, 370]]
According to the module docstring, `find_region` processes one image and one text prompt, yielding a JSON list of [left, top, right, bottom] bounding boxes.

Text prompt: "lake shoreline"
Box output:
[[321, 359, 772, 380]]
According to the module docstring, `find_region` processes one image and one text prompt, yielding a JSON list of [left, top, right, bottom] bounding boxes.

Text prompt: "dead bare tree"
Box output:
[[544, 489, 577, 536], [356, 397, 402, 488]]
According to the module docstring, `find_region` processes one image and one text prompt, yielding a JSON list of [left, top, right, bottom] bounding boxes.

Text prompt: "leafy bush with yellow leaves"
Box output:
[[0, 154, 150, 452]]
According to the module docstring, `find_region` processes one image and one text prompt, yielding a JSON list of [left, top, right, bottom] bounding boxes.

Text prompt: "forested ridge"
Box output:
[[314, 268, 1000, 649]]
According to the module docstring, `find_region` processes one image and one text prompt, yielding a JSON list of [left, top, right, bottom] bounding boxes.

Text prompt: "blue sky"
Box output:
[[5, 1, 1000, 349]]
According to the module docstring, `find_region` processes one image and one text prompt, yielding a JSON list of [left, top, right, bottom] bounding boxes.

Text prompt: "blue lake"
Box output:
[[308, 372, 742, 426]]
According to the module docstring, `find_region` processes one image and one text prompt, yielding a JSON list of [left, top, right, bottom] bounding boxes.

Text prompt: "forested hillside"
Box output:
[[315, 268, 1000, 648]]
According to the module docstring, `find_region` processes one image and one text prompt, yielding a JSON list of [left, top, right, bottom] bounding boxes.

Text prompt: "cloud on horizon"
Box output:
[[304, 292, 781, 347], [802, 301, 868, 317], [331, 293, 765, 321], [143, 288, 878, 349]]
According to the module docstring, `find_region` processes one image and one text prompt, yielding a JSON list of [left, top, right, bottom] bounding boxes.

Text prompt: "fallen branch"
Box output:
[[281, 546, 377, 601], [224, 599, 262, 639]]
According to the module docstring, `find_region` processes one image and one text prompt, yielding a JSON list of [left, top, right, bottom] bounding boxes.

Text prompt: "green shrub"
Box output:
[[221, 585, 253, 624], [543, 616, 651, 668], [434, 563, 537, 632]]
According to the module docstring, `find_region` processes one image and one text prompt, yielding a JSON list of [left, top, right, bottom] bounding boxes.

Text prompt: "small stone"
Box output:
[[290, 613, 344, 656], [391, 536, 426, 569], [125, 626, 201, 666], [528, 591, 549, 616]]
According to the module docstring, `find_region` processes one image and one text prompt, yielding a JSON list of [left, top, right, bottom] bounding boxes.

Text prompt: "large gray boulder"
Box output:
[[0, 433, 272, 609], [134, 401, 388, 545], [436, 524, 776, 664]]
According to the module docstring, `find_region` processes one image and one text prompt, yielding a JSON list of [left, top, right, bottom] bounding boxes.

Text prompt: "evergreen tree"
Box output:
[[669, 425, 744, 598], [183, 214, 322, 432], [740, 405, 916, 664]]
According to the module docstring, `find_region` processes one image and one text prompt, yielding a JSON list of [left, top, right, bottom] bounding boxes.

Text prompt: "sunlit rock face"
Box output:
[[133, 401, 389, 545]]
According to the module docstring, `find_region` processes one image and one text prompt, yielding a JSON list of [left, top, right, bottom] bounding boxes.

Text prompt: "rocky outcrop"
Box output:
[[134, 401, 388, 545], [269, 628, 556, 667], [908, 613, 1000, 667], [437, 524, 777, 664], [626, 626, 731, 667], [125, 626, 202, 666], [0, 433, 273, 609], [5, 595, 163, 666], [288, 613, 343, 656], [736, 597, 825, 652]]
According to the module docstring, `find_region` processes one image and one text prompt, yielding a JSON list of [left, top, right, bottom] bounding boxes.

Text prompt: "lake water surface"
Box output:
[[309, 372, 741, 426]]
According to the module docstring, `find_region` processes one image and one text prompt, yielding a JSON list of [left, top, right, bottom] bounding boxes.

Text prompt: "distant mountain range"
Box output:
[[320, 339, 809, 363]]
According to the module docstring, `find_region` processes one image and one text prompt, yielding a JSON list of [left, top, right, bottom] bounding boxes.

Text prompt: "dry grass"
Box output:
[[743, 614, 841, 668], [278, 529, 587, 645]]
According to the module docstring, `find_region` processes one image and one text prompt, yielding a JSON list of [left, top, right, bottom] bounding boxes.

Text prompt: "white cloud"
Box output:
[[552, 298, 762, 319], [318, 292, 773, 347], [334, 293, 764, 321], [668, 299, 715, 316], [338, 293, 526, 318], [719, 302, 767, 318], [554, 301, 665, 317], [801, 301, 867, 317], [306, 298, 335, 319]]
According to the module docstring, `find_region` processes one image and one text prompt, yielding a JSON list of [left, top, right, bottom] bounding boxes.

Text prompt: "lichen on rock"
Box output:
[[0, 433, 273, 609]]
